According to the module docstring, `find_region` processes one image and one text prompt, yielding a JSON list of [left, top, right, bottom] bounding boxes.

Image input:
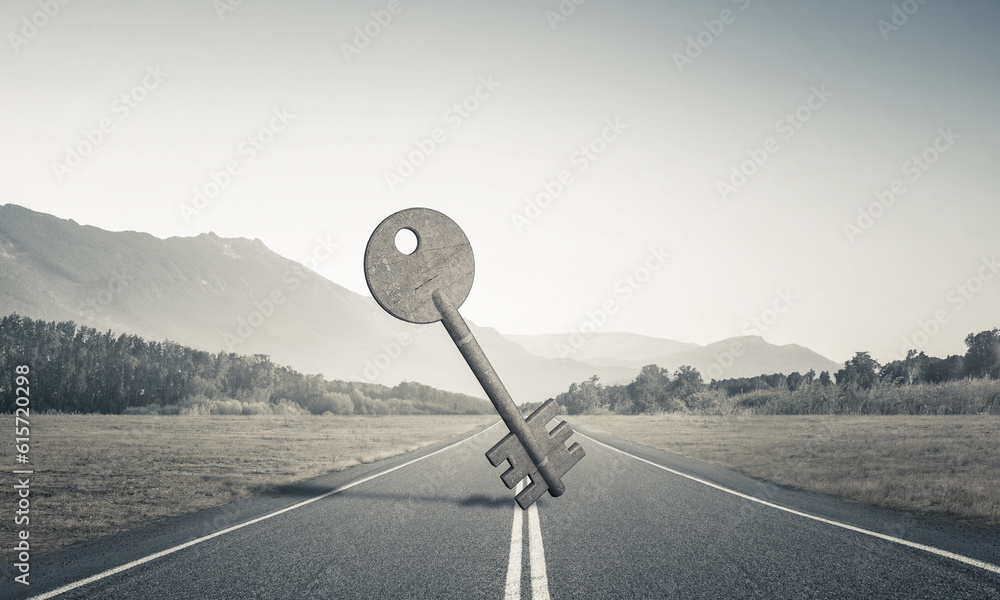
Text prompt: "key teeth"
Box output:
[[515, 477, 547, 509], [487, 433, 536, 490], [486, 433, 518, 467], [485, 444, 505, 468], [525, 398, 561, 428], [548, 420, 574, 445], [500, 466, 522, 489]]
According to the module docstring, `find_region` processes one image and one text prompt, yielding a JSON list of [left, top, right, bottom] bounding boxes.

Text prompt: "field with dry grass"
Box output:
[[571, 414, 1000, 529], [0, 414, 496, 561]]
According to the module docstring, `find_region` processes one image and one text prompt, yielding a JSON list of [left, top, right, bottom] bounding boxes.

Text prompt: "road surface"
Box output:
[[5, 420, 1000, 599]]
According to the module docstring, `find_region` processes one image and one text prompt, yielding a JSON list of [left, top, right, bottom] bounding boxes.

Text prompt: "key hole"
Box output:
[[394, 227, 419, 255]]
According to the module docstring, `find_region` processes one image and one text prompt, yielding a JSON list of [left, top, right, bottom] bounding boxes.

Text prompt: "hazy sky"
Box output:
[[2, 0, 998, 364]]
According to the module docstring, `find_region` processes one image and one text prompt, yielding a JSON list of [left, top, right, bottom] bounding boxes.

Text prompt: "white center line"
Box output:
[[578, 431, 1000, 576], [27, 422, 502, 600], [527, 499, 551, 600], [503, 480, 525, 600], [503, 479, 552, 600]]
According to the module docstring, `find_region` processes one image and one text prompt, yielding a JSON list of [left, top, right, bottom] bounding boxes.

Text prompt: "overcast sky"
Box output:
[[2, 0, 998, 364]]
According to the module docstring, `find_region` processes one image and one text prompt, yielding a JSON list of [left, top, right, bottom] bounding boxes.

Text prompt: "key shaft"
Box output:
[[432, 289, 566, 497]]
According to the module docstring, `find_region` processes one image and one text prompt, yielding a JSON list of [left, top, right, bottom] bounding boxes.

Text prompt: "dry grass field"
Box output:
[[571, 414, 1000, 529], [0, 414, 496, 562]]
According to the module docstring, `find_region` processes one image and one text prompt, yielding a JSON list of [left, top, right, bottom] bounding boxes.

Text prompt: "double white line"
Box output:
[[503, 480, 550, 600]]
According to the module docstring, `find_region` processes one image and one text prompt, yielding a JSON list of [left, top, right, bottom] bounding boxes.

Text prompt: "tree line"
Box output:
[[535, 328, 1000, 416], [0, 314, 494, 415]]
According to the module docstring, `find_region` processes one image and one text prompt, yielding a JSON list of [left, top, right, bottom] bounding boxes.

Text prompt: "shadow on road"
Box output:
[[255, 482, 514, 509]]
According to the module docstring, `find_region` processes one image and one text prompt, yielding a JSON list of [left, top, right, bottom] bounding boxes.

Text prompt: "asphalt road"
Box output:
[[5, 419, 1000, 599]]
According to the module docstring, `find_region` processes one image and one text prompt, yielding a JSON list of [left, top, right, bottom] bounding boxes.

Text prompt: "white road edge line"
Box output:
[[527, 497, 551, 600], [578, 432, 1000, 576], [503, 480, 525, 600], [27, 422, 503, 600]]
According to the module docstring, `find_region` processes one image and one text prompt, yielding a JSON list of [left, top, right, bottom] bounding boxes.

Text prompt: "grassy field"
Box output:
[[0, 414, 496, 562], [571, 414, 1000, 529]]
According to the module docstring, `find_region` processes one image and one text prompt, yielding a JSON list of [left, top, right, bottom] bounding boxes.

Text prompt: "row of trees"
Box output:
[[0, 314, 493, 415], [544, 328, 1000, 415], [709, 370, 832, 396], [836, 329, 999, 389], [526, 364, 701, 416], [548, 365, 706, 416]]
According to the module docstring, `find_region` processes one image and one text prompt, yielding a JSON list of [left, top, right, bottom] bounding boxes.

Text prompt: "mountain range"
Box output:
[[507, 332, 841, 383], [0, 204, 842, 401]]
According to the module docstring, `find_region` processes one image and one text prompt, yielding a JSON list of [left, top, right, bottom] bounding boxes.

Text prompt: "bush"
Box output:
[[241, 402, 272, 416], [122, 405, 160, 416], [736, 390, 785, 411], [684, 390, 728, 414], [271, 399, 309, 416]]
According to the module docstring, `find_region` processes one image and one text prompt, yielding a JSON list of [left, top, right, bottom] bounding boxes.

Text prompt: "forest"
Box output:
[[533, 328, 1000, 416], [0, 314, 494, 415]]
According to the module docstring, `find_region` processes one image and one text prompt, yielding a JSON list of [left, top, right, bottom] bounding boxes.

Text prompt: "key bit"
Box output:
[[487, 398, 585, 509]]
